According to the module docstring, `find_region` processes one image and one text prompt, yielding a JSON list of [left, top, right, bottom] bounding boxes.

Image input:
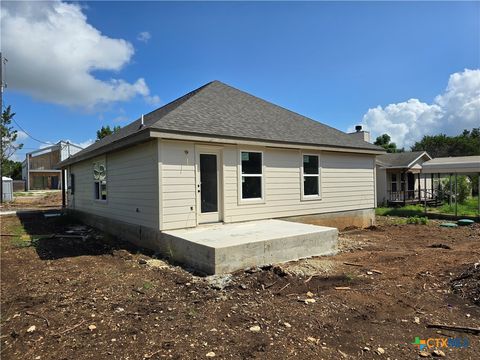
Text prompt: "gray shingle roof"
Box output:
[[376, 151, 430, 168], [63, 81, 382, 165]]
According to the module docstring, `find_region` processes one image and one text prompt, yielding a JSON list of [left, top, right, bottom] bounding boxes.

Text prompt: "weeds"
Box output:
[[345, 273, 356, 282], [142, 281, 154, 290], [187, 308, 198, 318], [406, 216, 429, 225]]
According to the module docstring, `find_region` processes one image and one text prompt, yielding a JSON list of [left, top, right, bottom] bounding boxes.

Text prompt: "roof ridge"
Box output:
[[144, 80, 216, 128], [208, 81, 359, 141]]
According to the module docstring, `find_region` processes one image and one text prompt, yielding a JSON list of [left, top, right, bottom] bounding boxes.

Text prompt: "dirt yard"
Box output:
[[0, 191, 62, 212], [1, 213, 479, 359]]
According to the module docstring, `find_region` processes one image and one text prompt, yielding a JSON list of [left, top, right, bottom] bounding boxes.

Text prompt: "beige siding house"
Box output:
[[60, 81, 383, 253], [375, 151, 439, 206]]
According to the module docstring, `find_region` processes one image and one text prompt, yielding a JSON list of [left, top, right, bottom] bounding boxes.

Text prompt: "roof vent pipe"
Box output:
[[140, 114, 144, 127]]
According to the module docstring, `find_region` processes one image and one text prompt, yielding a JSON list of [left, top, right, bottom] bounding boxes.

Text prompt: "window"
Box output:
[[240, 151, 263, 200], [391, 174, 397, 192], [302, 154, 320, 198], [93, 160, 107, 201], [391, 173, 405, 193]]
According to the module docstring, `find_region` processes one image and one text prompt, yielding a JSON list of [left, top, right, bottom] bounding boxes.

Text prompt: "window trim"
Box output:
[[93, 180, 108, 203], [93, 157, 108, 203], [301, 152, 322, 201], [238, 149, 265, 204]]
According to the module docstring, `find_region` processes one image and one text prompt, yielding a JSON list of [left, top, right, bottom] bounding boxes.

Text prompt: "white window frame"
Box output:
[[390, 173, 398, 193], [301, 152, 322, 201], [94, 180, 107, 202], [93, 157, 108, 203], [238, 149, 265, 204]]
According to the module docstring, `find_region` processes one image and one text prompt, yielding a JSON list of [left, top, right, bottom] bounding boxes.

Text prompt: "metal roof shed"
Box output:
[[421, 156, 480, 175], [421, 156, 480, 218]]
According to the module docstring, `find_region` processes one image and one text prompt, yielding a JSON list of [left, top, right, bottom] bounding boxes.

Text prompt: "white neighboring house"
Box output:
[[375, 151, 439, 206], [58, 81, 384, 251], [22, 141, 83, 191]]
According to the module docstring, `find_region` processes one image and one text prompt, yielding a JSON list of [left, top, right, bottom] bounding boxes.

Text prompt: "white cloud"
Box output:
[[15, 131, 29, 141], [0, 1, 159, 108], [145, 94, 161, 106], [352, 69, 480, 148], [137, 31, 151, 43], [76, 139, 94, 149]]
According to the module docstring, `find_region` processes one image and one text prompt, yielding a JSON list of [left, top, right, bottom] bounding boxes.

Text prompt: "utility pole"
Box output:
[[1, 52, 4, 204]]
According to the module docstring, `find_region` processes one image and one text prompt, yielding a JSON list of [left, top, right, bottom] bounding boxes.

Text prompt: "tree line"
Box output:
[[374, 128, 480, 157]]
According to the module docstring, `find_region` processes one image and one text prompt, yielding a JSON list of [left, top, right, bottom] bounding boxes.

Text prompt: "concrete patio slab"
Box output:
[[163, 219, 338, 274]]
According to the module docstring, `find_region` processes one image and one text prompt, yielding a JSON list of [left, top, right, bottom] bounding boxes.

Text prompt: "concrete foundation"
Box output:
[[68, 210, 338, 275], [164, 220, 338, 274], [283, 208, 375, 230]]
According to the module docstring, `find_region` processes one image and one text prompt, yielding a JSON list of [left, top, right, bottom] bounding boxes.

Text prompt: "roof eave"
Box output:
[[57, 128, 152, 168], [406, 151, 432, 168], [59, 128, 384, 168], [150, 129, 385, 154]]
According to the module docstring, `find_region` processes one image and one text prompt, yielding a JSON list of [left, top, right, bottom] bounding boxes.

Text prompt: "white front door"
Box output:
[[196, 147, 222, 224]]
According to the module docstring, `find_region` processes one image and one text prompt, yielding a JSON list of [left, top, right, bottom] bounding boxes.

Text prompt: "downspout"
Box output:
[[61, 168, 66, 209], [26, 154, 30, 191]]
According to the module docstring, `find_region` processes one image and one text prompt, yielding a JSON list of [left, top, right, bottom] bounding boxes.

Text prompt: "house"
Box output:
[[22, 141, 83, 191], [59, 81, 384, 272], [375, 151, 440, 206]]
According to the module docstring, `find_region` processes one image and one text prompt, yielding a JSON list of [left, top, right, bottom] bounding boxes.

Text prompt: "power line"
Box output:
[[1, 103, 54, 145], [10, 116, 53, 145]]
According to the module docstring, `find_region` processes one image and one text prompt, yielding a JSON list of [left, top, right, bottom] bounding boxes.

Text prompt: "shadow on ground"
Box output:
[[16, 210, 154, 261]]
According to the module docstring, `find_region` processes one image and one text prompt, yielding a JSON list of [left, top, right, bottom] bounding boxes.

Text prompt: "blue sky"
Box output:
[[2, 1, 479, 159]]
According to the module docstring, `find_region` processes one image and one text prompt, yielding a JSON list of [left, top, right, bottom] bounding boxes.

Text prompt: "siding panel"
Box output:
[[160, 141, 375, 229], [67, 140, 159, 229]]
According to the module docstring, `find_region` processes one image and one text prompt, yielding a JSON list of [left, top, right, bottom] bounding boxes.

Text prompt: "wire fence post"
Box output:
[[454, 173, 458, 217]]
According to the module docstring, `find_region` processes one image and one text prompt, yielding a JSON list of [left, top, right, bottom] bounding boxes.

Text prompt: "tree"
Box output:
[[96, 125, 121, 140], [442, 176, 472, 204], [411, 128, 480, 158], [1, 159, 22, 180], [374, 134, 403, 153], [1, 105, 23, 163]]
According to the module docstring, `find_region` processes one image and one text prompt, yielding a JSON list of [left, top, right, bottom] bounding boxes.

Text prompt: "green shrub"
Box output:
[[419, 217, 429, 225], [406, 216, 429, 225]]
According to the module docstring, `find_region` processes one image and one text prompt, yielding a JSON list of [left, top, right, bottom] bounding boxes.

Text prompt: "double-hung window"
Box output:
[[302, 154, 321, 199], [93, 160, 107, 201], [240, 151, 263, 200], [391, 174, 398, 193]]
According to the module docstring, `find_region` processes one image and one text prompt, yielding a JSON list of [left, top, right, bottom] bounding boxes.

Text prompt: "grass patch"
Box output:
[[376, 197, 479, 217], [9, 224, 38, 248], [435, 197, 479, 216], [13, 192, 36, 197]]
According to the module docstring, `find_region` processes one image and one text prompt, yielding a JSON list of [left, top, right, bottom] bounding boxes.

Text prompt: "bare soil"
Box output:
[[1, 213, 479, 359], [0, 191, 62, 211]]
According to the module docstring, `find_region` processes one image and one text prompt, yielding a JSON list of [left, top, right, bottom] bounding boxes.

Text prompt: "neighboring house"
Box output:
[[59, 80, 383, 253], [375, 151, 439, 206], [22, 141, 83, 190]]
